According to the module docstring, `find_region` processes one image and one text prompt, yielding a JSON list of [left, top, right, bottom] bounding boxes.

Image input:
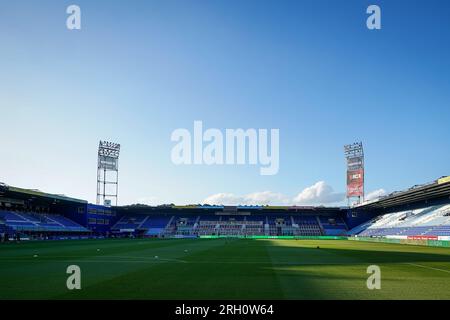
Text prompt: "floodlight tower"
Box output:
[[96, 141, 121, 206], [344, 142, 364, 206]]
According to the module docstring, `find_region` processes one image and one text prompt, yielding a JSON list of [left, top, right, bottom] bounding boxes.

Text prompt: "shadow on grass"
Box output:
[[261, 239, 450, 299], [4, 238, 449, 300], [262, 239, 450, 264]]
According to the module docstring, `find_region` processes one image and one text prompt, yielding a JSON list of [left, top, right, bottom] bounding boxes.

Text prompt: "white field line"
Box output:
[[406, 263, 450, 274], [0, 257, 356, 266], [0, 256, 188, 263]]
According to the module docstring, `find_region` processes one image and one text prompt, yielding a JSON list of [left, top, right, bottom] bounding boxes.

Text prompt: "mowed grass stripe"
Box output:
[[264, 239, 450, 299], [56, 238, 232, 299], [0, 239, 449, 299], [60, 239, 284, 299], [0, 239, 223, 299]]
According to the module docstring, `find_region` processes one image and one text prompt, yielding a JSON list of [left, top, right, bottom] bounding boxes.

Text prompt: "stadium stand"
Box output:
[[0, 210, 89, 232], [1, 176, 450, 240], [112, 215, 147, 230], [141, 216, 172, 236], [350, 204, 450, 237], [319, 216, 348, 236], [292, 216, 322, 236]]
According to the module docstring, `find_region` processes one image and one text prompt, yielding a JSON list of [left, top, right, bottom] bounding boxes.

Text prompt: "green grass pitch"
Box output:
[[0, 238, 449, 299]]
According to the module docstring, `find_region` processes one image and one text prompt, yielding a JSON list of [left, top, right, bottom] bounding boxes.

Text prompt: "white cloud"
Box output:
[[203, 181, 345, 206], [245, 191, 289, 204], [365, 189, 387, 201], [203, 191, 289, 206], [136, 196, 159, 205], [292, 181, 345, 205], [202, 193, 243, 205]]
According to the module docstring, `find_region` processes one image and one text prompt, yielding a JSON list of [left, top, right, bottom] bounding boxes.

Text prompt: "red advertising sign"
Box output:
[[407, 235, 438, 240], [347, 169, 364, 197]]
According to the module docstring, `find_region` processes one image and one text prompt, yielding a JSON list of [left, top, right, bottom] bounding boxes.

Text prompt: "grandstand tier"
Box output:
[[1, 176, 450, 239], [111, 206, 348, 237], [349, 204, 450, 237], [0, 210, 88, 232]]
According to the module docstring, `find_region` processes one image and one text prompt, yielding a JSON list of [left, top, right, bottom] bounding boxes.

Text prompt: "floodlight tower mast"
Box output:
[[344, 142, 364, 206], [96, 141, 121, 206]]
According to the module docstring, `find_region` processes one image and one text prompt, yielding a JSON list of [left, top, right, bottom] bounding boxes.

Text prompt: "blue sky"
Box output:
[[1, 0, 449, 206]]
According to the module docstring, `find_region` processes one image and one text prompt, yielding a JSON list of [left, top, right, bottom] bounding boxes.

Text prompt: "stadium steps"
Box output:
[[316, 216, 325, 235], [14, 212, 38, 226], [43, 215, 65, 227], [137, 216, 150, 229], [341, 218, 349, 231], [111, 217, 127, 230], [192, 216, 201, 231], [162, 216, 176, 236]]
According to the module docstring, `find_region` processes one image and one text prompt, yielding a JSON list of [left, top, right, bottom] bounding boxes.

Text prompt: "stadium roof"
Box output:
[[118, 204, 346, 214], [3, 176, 450, 210], [0, 183, 87, 204], [356, 176, 450, 210]]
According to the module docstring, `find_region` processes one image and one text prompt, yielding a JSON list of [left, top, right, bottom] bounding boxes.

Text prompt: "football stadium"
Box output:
[[1, 0, 450, 310], [1, 163, 450, 300]]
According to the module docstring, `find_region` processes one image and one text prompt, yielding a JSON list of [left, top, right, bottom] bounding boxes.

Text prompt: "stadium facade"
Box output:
[[0, 177, 450, 241]]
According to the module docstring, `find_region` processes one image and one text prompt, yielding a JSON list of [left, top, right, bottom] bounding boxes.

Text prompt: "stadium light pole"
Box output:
[[96, 141, 120, 206], [344, 142, 364, 206]]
